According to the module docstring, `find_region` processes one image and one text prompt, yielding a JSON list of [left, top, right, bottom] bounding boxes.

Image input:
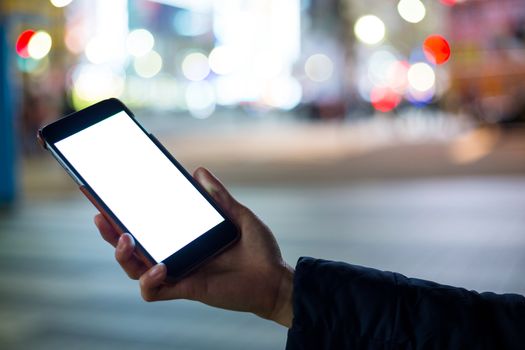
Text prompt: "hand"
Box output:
[[94, 167, 294, 328]]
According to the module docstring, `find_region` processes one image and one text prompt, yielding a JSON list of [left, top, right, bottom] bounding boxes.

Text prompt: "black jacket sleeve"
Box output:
[[286, 257, 525, 350]]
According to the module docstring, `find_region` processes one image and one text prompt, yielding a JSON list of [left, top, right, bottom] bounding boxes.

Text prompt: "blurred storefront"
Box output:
[[6, 1, 525, 130], [446, 0, 525, 124]]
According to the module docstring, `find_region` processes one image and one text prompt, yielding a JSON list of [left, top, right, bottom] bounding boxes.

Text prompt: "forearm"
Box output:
[[286, 257, 525, 349]]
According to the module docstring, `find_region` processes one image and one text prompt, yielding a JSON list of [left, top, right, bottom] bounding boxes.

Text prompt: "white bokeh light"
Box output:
[[208, 46, 238, 75], [397, 0, 426, 24], [85, 37, 112, 64], [50, 0, 73, 7], [354, 15, 385, 45], [304, 54, 334, 82], [407, 84, 435, 103], [266, 76, 302, 110], [72, 64, 125, 102], [367, 50, 398, 87], [126, 29, 155, 57], [182, 52, 210, 81], [133, 50, 162, 78], [407, 62, 435, 92], [27, 31, 52, 60], [83, 0, 128, 69], [213, 76, 241, 105], [387, 60, 409, 93], [185, 81, 216, 119]]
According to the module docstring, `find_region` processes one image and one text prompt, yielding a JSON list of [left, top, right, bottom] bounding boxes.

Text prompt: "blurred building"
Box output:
[[446, 0, 525, 124]]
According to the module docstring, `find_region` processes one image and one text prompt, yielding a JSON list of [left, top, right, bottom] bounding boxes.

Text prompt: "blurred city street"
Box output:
[[2, 114, 525, 349], [2, 0, 525, 348]]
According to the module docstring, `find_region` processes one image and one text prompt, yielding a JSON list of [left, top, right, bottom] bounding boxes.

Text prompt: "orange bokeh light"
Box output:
[[423, 35, 451, 65], [16, 30, 35, 58]]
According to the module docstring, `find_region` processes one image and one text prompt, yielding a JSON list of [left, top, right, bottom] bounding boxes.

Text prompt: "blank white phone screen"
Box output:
[[55, 111, 224, 262]]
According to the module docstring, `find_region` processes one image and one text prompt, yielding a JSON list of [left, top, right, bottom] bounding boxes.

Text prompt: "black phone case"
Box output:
[[37, 98, 240, 280]]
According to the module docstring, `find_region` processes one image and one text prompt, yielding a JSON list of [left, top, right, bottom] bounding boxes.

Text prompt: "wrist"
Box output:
[[269, 263, 294, 328]]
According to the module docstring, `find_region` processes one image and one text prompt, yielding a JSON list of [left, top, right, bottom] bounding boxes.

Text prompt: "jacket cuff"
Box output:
[[286, 257, 399, 349]]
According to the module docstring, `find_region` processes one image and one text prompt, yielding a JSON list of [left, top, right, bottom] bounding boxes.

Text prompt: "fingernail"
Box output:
[[149, 264, 165, 279], [123, 233, 135, 247], [196, 169, 218, 194], [117, 233, 133, 251]]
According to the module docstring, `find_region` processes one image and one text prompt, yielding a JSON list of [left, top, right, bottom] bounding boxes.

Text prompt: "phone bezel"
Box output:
[[39, 98, 239, 279]]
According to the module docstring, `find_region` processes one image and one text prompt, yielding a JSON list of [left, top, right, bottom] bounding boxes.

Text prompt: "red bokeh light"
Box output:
[[370, 87, 401, 113], [16, 30, 35, 58], [440, 0, 456, 6], [423, 35, 451, 65]]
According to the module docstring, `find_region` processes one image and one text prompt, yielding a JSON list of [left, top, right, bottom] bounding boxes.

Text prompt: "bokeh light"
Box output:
[[365, 48, 409, 103], [265, 76, 302, 110], [357, 72, 374, 102], [397, 0, 426, 24], [133, 50, 162, 78], [388, 60, 410, 94], [124, 75, 181, 110], [213, 76, 242, 106], [50, 0, 73, 7], [354, 15, 385, 45], [367, 49, 398, 87], [65, 23, 88, 54], [72, 64, 125, 109], [253, 53, 284, 80], [208, 46, 238, 75], [126, 29, 155, 57], [304, 54, 334, 82], [407, 62, 435, 92], [85, 37, 111, 64], [439, 0, 457, 6], [406, 84, 435, 105], [182, 52, 210, 81], [423, 35, 451, 65], [27, 31, 52, 60], [16, 30, 35, 58], [185, 81, 216, 119], [370, 86, 401, 112]]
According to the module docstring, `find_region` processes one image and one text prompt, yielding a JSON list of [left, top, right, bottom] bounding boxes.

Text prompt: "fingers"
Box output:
[[139, 263, 168, 301], [94, 214, 119, 247], [115, 233, 148, 280], [139, 264, 204, 302], [95, 214, 148, 280], [193, 167, 246, 220]]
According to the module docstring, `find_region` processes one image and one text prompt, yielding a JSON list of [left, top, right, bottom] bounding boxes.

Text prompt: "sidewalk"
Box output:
[[21, 115, 525, 197]]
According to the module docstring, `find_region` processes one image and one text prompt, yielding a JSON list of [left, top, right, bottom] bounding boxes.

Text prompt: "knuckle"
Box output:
[[127, 271, 140, 280], [235, 203, 251, 217], [140, 289, 155, 302]]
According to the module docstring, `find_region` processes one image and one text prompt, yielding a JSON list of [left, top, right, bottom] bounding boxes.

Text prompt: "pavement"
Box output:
[[2, 177, 525, 349]]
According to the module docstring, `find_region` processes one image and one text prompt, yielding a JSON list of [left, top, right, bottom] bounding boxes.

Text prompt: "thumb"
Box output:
[[193, 167, 244, 221]]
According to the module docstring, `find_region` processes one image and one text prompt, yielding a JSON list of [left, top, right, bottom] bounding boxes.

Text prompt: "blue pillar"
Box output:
[[0, 19, 16, 206]]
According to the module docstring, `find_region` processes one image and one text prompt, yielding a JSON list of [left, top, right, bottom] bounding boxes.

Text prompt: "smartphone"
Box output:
[[38, 98, 239, 280]]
